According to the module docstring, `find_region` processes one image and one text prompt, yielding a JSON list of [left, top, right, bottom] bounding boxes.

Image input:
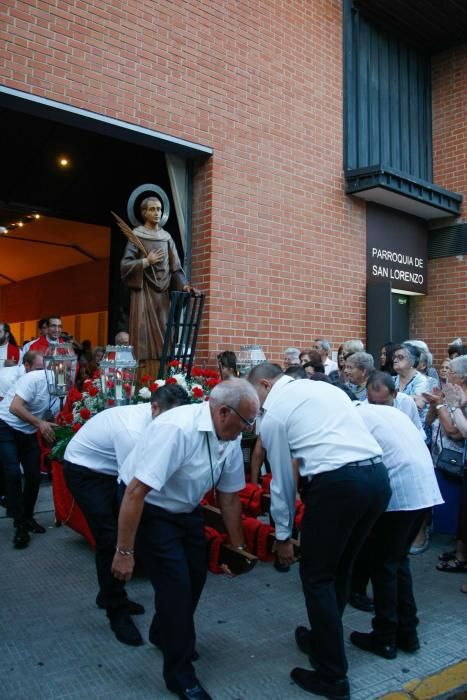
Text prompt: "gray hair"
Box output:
[[450, 356, 467, 381], [342, 339, 364, 356], [345, 351, 374, 373], [315, 338, 331, 354], [209, 378, 259, 410], [401, 343, 420, 368], [284, 347, 300, 359], [405, 340, 432, 369]]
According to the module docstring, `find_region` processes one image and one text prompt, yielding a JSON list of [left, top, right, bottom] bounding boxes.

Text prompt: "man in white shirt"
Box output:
[[112, 379, 259, 700], [63, 384, 190, 647], [313, 338, 338, 375], [366, 371, 425, 436], [247, 363, 390, 700], [0, 353, 57, 549], [350, 403, 443, 659]]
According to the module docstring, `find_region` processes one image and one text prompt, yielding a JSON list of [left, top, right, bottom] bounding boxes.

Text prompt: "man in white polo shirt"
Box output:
[[247, 363, 391, 700], [112, 379, 259, 700], [350, 403, 443, 659], [366, 371, 425, 436], [63, 384, 190, 647], [0, 352, 57, 549]]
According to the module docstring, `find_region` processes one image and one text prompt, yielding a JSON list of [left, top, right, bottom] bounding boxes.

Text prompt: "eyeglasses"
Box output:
[[393, 354, 407, 361], [226, 404, 256, 429]]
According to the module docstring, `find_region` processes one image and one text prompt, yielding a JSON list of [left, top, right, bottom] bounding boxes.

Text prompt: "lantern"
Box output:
[[44, 343, 77, 409], [237, 345, 267, 376], [99, 345, 138, 406]]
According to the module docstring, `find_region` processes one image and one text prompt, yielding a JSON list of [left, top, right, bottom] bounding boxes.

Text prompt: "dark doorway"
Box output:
[[391, 293, 409, 344]]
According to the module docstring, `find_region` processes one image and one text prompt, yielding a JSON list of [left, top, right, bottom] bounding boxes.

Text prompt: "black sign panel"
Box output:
[[366, 203, 428, 294]]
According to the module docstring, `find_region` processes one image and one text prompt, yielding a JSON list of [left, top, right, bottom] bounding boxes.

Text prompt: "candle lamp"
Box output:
[[44, 343, 77, 410], [99, 345, 138, 407]]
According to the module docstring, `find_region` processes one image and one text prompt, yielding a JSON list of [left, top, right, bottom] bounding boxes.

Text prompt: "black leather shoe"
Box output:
[[96, 593, 145, 615], [13, 525, 30, 549], [108, 609, 143, 646], [167, 681, 212, 699], [291, 668, 350, 700], [149, 626, 199, 661], [295, 626, 318, 667], [24, 518, 46, 534], [397, 634, 420, 653], [349, 592, 374, 612], [350, 631, 397, 659]]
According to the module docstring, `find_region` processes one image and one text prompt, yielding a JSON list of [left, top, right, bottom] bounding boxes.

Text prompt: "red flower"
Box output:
[[68, 388, 83, 403], [204, 369, 220, 379], [168, 360, 181, 368], [107, 380, 115, 389], [124, 382, 132, 397], [149, 382, 159, 393], [92, 370, 100, 379], [140, 374, 152, 384], [72, 423, 82, 433], [192, 387, 204, 399], [165, 377, 177, 385], [191, 367, 204, 377], [107, 399, 115, 407], [206, 377, 221, 388], [88, 385, 99, 397], [83, 379, 93, 389], [79, 407, 92, 420]]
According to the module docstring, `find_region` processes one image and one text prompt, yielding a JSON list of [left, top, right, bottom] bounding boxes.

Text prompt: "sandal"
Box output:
[[436, 558, 467, 573], [438, 549, 457, 563]]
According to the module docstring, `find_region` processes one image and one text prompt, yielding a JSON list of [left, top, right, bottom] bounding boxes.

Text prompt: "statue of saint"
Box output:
[[120, 197, 196, 362]]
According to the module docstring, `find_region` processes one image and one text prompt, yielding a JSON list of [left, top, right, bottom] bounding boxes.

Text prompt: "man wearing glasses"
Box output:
[[29, 315, 64, 353], [112, 379, 259, 700]]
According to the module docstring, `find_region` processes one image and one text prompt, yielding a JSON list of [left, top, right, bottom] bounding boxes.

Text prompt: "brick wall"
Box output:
[[0, 0, 367, 364], [410, 42, 467, 366]]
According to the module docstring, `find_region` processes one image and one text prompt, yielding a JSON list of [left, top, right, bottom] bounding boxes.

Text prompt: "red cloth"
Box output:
[[51, 460, 95, 548], [37, 433, 51, 475], [261, 474, 272, 493], [29, 336, 63, 352], [6, 343, 20, 364], [239, 483, 263, 517], [294, 500, 305, 530], [242, 516, 275, 561], [204, 526, 227, 574]]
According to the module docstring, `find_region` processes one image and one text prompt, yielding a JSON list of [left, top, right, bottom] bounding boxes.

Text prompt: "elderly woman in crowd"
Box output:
[[424, 356, 467, 581], [392, 344, 429, 415], [344, 351, 374, 401], [439, 358, 451, 387]]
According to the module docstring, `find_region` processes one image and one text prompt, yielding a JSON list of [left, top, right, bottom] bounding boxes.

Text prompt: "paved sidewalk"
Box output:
[[1, 483, 466, 700]]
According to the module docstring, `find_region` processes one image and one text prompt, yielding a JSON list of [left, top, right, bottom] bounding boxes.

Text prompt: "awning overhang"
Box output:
[[345, 165, 462, 220]]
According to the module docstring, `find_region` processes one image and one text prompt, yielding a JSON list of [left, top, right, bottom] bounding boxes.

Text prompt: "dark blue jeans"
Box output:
[[299, 461, 391, 680], [0, 419, 41, 526], [141, 502, 207, 690], [63, 461, 129, 611]]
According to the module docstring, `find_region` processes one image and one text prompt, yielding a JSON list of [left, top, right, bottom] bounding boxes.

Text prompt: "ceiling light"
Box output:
[[59, 157, 70, 167], [17, 222, 24, 227]]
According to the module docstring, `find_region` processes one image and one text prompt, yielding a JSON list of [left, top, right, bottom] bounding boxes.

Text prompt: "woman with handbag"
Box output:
[[423, 355, 467, 575]]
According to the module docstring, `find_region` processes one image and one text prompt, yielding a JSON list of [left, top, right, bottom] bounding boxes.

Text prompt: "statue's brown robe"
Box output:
[[120, 226, 187, 360]]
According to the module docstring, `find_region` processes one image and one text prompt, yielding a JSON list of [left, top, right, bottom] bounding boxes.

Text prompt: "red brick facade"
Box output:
[[410, 43, 467, 362], [0, 1, 464, 365]]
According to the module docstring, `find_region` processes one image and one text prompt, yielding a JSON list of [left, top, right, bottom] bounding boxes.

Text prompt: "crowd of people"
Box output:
[[0, 319, 466, 700]]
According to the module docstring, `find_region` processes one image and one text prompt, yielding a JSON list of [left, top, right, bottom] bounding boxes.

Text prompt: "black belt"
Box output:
[[299, 457, 383, 485]]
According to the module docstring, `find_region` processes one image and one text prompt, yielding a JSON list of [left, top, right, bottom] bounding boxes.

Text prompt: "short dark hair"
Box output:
[[151, 384, 190, 410], [38, 318, 48, 329], [0, 322, 18, 347], [23, 350, 43, 366], [303, 359, 325, 374], [448, 344, 467, 359], [217, 350, 238, 372], [307, 371, 331, 383], [367, 370, 396, 393], [47, 315, 62, 324], [248, 362, 283, 383], [285, 365, 307, 379]]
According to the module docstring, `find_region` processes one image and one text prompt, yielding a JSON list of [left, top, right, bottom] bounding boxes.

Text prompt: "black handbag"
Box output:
[[436, 430, 466, 481]]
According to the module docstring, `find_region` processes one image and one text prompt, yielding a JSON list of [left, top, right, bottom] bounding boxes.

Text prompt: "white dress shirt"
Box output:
[[0, 365, 25, 399], [64, 403, 152, 476], [324, 357, 338, 375], [121, 401, 245, 513], [0, 370, 57, 433], [356, 404, 443, 511], [260, 377, 383, 539], [363, 392, 425, 438]]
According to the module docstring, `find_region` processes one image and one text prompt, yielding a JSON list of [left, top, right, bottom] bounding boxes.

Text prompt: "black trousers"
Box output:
[[63, 460, 128, 611], [0, 419, 41, 526], [299, 462, 391, 680], [141, 502, 207, 690], [366, 508, 428, 644]]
